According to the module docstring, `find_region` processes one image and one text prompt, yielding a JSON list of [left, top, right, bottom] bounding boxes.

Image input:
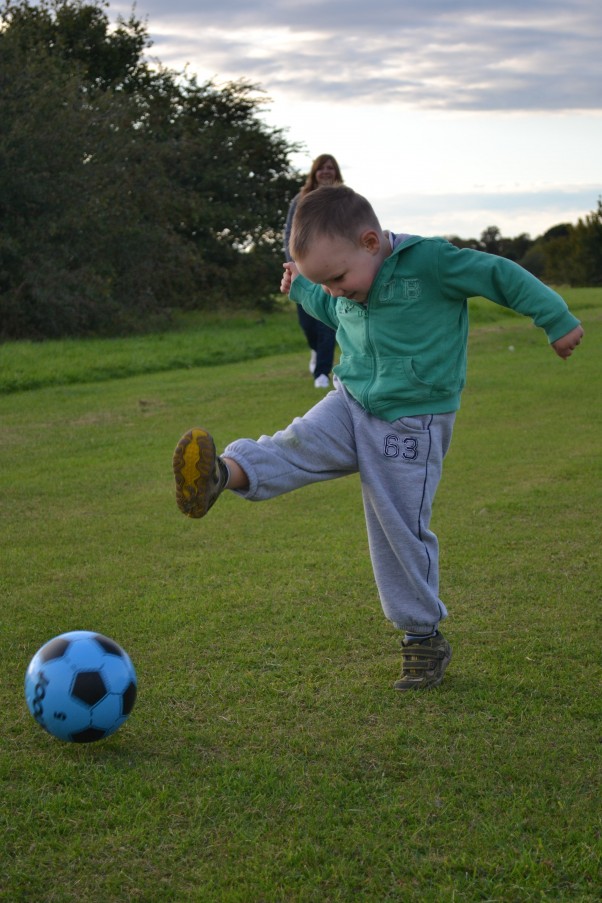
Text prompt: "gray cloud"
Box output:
[[120, 0, 602, 111]]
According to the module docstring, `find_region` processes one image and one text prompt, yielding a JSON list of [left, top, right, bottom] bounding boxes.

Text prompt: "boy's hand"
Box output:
[[551, 325, 584, 359], [281, 262, 299, 295]]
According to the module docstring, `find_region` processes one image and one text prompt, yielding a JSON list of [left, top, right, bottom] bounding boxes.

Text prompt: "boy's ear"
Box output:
[[360, 229, 381, 253]]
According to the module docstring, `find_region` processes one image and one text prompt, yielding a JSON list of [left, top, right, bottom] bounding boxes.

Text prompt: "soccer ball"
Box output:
[[24, 631, 137, 743]]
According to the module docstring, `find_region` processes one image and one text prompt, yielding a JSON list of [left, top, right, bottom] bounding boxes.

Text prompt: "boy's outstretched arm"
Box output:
[[551, 325, 584, 359]]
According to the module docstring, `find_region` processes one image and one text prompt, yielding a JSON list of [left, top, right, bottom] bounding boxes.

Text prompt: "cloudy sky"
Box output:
[[115, 0, 601, 238]]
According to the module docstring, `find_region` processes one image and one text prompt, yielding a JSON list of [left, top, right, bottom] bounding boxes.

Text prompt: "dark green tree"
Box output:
[[537, 224, 573, 285], [519, 244, 546, 279], [530, 205, 602, 286], [498, 233, 533, 263], [151, 74, 301, 308], [448, 208, 600, 286], [568, 198, 602, 286], [479, 225, 502, 255], [0, 0, 301, 338]]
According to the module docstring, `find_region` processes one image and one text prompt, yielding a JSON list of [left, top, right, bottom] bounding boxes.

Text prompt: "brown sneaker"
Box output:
[[394, 632, 452, 690], [172, 427, 228, 518]]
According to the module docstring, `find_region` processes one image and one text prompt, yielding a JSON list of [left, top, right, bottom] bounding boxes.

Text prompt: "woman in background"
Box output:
[[284, 154, 343, 388]]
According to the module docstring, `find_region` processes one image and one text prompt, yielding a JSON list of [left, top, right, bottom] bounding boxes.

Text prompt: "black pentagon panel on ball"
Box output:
[[122, 681, 137, 715], [39, 637, 71, 663], [72, 671, 108, 705], [71, 727, 107, 743], [94, 634, 124, 656]]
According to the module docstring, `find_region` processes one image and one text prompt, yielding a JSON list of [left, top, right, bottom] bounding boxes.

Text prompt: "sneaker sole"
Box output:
[[173, 427, 217, 518]]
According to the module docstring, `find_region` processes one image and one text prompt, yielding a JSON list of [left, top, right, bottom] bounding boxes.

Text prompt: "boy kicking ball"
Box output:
[[173, 186, 583, 691]]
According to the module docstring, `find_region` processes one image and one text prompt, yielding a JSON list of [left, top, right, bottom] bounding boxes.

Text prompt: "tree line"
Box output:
[[448, 204, 602, 288], [0, 0, 302, 338], [1, 1, 600, 340]]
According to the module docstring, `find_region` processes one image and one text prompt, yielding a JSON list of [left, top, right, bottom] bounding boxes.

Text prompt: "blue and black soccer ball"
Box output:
[[24, 631, 137, 743]]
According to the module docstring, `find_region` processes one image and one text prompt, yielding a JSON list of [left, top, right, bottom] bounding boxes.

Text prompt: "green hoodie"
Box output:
[[289, 234, 580, 422]]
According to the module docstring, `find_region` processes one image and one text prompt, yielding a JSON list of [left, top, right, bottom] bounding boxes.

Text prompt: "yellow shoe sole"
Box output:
[[172, 427, 218, 518]]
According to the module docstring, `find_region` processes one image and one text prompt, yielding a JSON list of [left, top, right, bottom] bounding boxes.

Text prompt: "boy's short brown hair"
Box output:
[[290, 185, 381, 260]]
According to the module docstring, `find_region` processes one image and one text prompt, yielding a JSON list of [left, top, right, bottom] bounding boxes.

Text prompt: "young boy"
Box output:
[[173, 186, 583, 691]]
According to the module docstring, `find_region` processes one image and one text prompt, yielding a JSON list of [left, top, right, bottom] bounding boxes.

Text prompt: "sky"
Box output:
[[113, 0, 602, 239]]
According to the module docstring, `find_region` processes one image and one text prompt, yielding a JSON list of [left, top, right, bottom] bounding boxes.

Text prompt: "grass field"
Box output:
[[1, 291, 600, 901]]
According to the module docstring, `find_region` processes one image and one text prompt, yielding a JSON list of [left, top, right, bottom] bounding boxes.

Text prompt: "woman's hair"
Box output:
[[300, 154, 344, 197], [290, 186, 381, 260]]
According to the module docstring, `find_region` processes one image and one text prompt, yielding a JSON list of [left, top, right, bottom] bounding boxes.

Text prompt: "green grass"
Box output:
[[1, 290, 600, 901], [0, 305, 307, 395]]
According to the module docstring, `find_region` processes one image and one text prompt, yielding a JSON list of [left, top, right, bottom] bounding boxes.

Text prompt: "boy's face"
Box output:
[[296, 231, 386, 304]]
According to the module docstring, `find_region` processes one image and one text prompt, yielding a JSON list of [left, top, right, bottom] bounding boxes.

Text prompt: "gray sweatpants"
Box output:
[[224, 378, 455, 633]]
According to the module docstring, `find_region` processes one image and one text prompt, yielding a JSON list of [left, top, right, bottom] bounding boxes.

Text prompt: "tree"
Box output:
[[568, 199, 602, 286], [498, 233, 533, 263], [519, 245, 546, 279], [532, 204, 602, 286], [479, 225, 502, 255], [537, 224, 573, 285], [154, 74, 301, 307], [0, 0, 301, 338], [1, 0, 149, 88]]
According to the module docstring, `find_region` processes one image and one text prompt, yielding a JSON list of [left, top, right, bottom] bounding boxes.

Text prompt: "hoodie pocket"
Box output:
[[369, 356, 451, 413]]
